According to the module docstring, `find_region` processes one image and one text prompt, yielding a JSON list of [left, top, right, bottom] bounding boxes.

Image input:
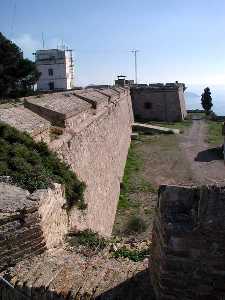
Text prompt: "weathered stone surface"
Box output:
[[24, 92, 92, 127], [131, 83, 187, 122], [0, 106, 51, 142], [1, 88, 133, 237], [0, 248, 154, 300], [0, 182, 68, 272], [52, 88, 133, 236], [150, 184, 225, 300], [0, 183, 31, 213]]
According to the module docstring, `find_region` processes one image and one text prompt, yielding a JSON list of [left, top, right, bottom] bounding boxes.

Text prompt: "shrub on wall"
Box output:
[[0, 122, 85, 208]]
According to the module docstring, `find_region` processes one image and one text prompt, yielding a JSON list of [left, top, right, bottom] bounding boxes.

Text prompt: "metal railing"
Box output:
[[0, 276, 30, 300]]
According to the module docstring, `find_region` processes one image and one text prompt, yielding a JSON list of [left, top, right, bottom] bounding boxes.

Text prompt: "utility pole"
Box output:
[[130, 49, 139, 84]]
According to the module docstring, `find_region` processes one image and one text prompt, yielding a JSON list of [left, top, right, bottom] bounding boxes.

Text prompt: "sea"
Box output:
[[185, 85, 225, 116]]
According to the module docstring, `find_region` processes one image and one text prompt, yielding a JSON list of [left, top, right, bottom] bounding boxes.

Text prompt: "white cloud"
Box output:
[[13, 34, 41, 60], [13, 34, 67, 60]]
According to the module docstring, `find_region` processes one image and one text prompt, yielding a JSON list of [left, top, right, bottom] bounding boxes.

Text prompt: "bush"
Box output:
[[112, 247, 149, 262], [68, 230, 107, 250], [0, 122, 85, 208], [125, 216, 147, 234]]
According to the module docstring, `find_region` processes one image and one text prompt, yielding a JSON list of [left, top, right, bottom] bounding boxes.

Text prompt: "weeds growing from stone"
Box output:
[[112, 247, 150, 262], [68, 230, 108, 250]]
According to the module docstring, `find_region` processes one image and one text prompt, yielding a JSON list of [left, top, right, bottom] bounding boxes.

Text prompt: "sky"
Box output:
[[1, 0, 225, 87]]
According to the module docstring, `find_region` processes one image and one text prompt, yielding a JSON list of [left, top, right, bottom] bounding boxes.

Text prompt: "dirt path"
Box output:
[[179, 119, 225, 184]]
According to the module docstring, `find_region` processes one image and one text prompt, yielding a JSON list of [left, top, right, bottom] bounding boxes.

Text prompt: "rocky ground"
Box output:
[[1, 241, 155, 300]]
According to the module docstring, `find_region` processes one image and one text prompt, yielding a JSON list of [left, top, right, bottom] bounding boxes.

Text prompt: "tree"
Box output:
[[0, 32, 40, 99], [201, 87, 213, 114]]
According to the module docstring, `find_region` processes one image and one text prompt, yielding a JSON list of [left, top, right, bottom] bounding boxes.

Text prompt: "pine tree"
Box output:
[[201, 87, 213, 114], [0, 32, 40, 99]]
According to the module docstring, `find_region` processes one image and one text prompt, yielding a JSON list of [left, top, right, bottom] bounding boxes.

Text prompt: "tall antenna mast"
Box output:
[[41, 32, 45, 49], [130, 49, 139, 84], [10, 1, 17, 38]]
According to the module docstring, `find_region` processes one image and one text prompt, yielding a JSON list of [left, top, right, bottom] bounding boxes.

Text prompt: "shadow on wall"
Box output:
[[195, 147, 223, 162], [96, 270, 155, 300], [0, 270, 155, 300]]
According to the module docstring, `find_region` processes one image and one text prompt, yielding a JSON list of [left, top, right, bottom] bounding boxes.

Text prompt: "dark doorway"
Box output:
[[49, 81, 54, 90]]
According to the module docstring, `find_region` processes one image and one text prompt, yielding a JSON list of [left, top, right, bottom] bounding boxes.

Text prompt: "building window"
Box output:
[[49, 82, 54, 90], [144, 102, 152, 109], [48, 68, 53, 76]]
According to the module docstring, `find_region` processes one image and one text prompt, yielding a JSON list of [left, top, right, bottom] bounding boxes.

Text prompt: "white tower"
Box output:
[[35, 49, 74, 91]]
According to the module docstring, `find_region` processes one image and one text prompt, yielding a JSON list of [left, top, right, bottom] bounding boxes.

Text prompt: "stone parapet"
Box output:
[[0, 106, 51, 143], [150, 184, 225, 300]]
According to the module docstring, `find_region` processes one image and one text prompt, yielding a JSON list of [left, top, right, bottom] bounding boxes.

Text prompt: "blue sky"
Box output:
[[1, 0, 225, 86]]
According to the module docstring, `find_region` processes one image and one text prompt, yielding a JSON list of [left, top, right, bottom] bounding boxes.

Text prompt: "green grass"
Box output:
[[0, 122, 85, 208], [207, 120, 223, 145], [118, 143, 156, 210], [68, 230, 108, 250], [112, 247, 150, 262], [149, 120, 192, 131]]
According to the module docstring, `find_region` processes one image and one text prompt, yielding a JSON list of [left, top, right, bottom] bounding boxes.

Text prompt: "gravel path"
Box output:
[[179, 119, 225, 185]]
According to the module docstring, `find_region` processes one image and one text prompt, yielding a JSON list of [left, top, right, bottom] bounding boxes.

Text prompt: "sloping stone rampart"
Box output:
[[0, 88, 133, 237], [151, 184, 225, 300], [50, 89, 133, 236]]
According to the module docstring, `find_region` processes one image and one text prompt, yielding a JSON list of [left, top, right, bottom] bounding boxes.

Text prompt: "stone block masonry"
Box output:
[[131, 83, 187, 122], [0, 182, 68, 272], [150, 184, 225, 300], [0, 87, 133, 237]]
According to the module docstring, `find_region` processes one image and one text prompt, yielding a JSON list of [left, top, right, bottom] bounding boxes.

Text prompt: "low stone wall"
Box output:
[[30, 183, 69, 249], [150, 184, 225, 300], [0, 182, 68, 272]]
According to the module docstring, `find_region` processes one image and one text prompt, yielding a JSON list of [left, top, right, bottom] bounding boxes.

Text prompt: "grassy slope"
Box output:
[[113, 140, 157, 238], [207, 120, 224, 145]]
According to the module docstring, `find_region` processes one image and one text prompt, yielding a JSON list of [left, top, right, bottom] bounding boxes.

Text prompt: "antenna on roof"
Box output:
[[10, 1, 17, 38], [41, 32, 45, 49], [130, 49, 139, 84]]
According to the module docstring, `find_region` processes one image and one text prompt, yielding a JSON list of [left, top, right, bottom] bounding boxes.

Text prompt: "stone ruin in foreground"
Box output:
[[1, 182, 225, 299], [151, 184, 225, 300]]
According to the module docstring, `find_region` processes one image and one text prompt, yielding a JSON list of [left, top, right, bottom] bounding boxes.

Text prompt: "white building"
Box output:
[[35, 49, 74, 91]]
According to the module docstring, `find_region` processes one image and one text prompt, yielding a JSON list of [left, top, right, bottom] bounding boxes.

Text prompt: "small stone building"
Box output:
[[131, 82, 187, 122]]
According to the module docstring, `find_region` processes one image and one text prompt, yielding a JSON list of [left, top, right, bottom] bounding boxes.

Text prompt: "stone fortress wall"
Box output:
[[0, 87, 133, 237], [131, 82, 187, 122]]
